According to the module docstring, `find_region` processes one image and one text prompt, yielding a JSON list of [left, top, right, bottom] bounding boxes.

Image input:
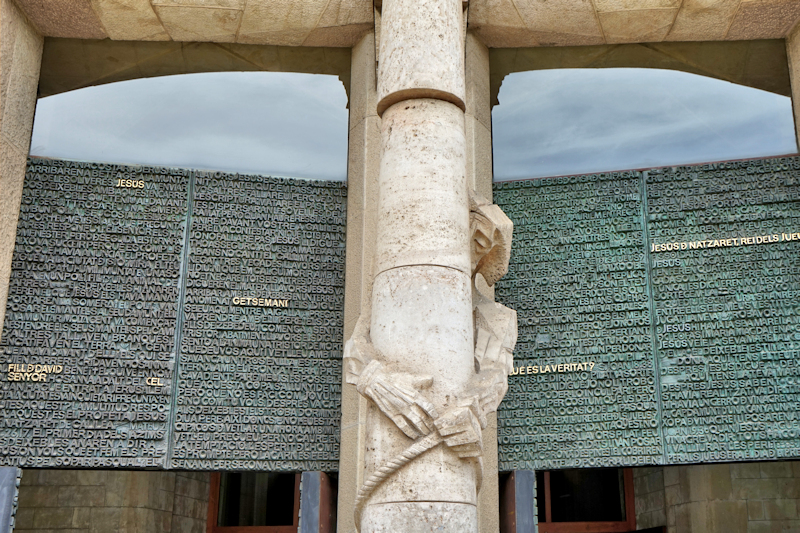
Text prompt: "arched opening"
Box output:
[[31, 71, 349, 180], [492, 67, 796, 180]]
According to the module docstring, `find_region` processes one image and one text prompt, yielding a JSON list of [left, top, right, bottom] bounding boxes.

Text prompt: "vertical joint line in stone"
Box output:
[[166, 170, 197, 467], [640, 170, 667, 465]]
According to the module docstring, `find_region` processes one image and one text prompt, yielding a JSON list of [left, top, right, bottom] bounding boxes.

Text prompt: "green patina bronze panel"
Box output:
[[495, 155, 800, 470], [495, 172, 662, 470], [648, 159, 800, 463], [0, 158, 189, 468], [171, 171, 344, 471], [0, 158, 345, 471]]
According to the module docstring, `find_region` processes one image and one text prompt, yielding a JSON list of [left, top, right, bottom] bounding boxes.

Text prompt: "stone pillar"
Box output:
[[465, 31, 500, 533], [344, 2, 515, 531], [788, 25, 800, 152], [338, 30, 382, 533], [0, 0, 43, 334], [363, 0, 473, 530]]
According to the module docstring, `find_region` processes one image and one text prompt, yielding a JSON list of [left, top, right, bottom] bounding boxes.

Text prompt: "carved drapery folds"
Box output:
[[345, 189, 517, 528]]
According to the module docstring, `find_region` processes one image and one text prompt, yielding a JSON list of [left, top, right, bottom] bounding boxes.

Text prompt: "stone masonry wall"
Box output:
[[634, 467, 666, 530], [664, 461, 800, 533], [14, 470, 209, 533]]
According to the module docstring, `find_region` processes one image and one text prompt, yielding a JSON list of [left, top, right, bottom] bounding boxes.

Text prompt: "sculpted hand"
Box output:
[[357, 361, 438, 439], [434, 399, 484, 458], [467, 367, 508, 416]]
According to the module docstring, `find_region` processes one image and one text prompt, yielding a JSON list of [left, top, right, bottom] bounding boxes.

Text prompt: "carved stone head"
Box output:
[[469, 191, 513, 286]]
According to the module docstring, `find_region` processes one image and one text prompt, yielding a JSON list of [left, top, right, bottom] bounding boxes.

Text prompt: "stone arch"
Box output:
[[38, 38, 352, 100], [490, 40, 790, 107]]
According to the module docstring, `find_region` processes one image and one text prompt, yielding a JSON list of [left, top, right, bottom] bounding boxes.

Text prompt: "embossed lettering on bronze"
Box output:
[[495, 155, 800, 470], [0, 158, 188, 469], [494, 172, 663, 470], [170, 171, 345, 472], [0, 159, 346, 472], [649, 158, 800, 464]]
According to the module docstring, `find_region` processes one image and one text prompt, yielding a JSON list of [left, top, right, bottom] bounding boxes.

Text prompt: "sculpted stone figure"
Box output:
[[345, 190, 517, 530]]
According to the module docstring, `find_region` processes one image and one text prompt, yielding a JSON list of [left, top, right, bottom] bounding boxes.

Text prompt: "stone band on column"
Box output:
[[377, 0, 466, 115]]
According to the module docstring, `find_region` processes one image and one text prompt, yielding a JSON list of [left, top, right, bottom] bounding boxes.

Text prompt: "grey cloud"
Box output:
[[493, 68, 797, 180], [30, 71, 349, 181]]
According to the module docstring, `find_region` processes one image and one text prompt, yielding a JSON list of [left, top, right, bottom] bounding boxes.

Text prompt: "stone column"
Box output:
[[338, 30, 382, 533], [465, 31, 501, 533], [341, 0, 521, 530], [366, 0, 473, 528], [788, 26, 800, 152], [0, 0, 43, 334]]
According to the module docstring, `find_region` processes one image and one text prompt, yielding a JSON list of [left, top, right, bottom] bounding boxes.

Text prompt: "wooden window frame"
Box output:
[[207, 472, 301, 533], [537, 468, 635, 533]]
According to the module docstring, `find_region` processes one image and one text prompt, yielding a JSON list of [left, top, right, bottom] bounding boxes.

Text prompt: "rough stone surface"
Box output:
[[90, 0, 170, 41], [376, 99, 469, 274], [12, 0, 371, 46], [464, 32, 500, 533], [13, 0, 106, 39], [153, 4, 242, 42], [8, 0, 800, 45], [597, 8, 678, 43], [787, 22, 800, 152], [338, 32, 383, 533], [377, 0, 465, 113], [666, 0, 741, 41], [0, 0, 42, 340], [634, 467, 667, 530], [16, 471, 209, 533], [470, 0, 800, 47], [238, 0, 327, 46], [361, 502, 477, 533], [662, 462, 800, 533], [727, 0, 800, 40]]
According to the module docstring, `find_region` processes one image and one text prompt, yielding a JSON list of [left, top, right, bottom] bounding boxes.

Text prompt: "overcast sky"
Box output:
[[492, 68, 797, 180], [31, 72, 350, 181], [30, 68, 797, 182]]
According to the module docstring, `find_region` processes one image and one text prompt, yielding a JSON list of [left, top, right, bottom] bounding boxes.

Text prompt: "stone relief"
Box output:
[[345, 189, 517, 528]]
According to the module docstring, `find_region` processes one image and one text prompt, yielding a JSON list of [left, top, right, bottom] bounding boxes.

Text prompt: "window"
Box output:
[[536, 468, 635, 533], [207, 472, 300, 533]]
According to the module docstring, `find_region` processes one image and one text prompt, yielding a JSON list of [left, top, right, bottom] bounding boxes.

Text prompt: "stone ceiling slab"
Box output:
[[153, 5, 243, 42], [303, 23, 373, 47], [598, 8, 678, 43], [152, 0, 244, 7], [14, 0, 107, 39], [237, 0, 329, 46], [511, 0, 604, 44], [666, 0, 740, 41], [315, 0, 373, 28], [594, 0, 680, 10], [304, 0, 373, 46], [90, 0, 170, 41], [10, 0, 800, 50], [470, 25, 540, 48], [469, 0, 526, 29], [726, 0, 800, 40]]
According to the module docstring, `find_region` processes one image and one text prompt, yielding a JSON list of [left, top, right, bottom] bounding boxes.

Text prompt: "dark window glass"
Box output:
[[545, 469, 626, 522], [217, 472, 296, 527]]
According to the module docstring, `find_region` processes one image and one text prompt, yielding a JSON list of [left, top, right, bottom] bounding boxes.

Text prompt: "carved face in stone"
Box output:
[[470, 203, 512, 286]]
